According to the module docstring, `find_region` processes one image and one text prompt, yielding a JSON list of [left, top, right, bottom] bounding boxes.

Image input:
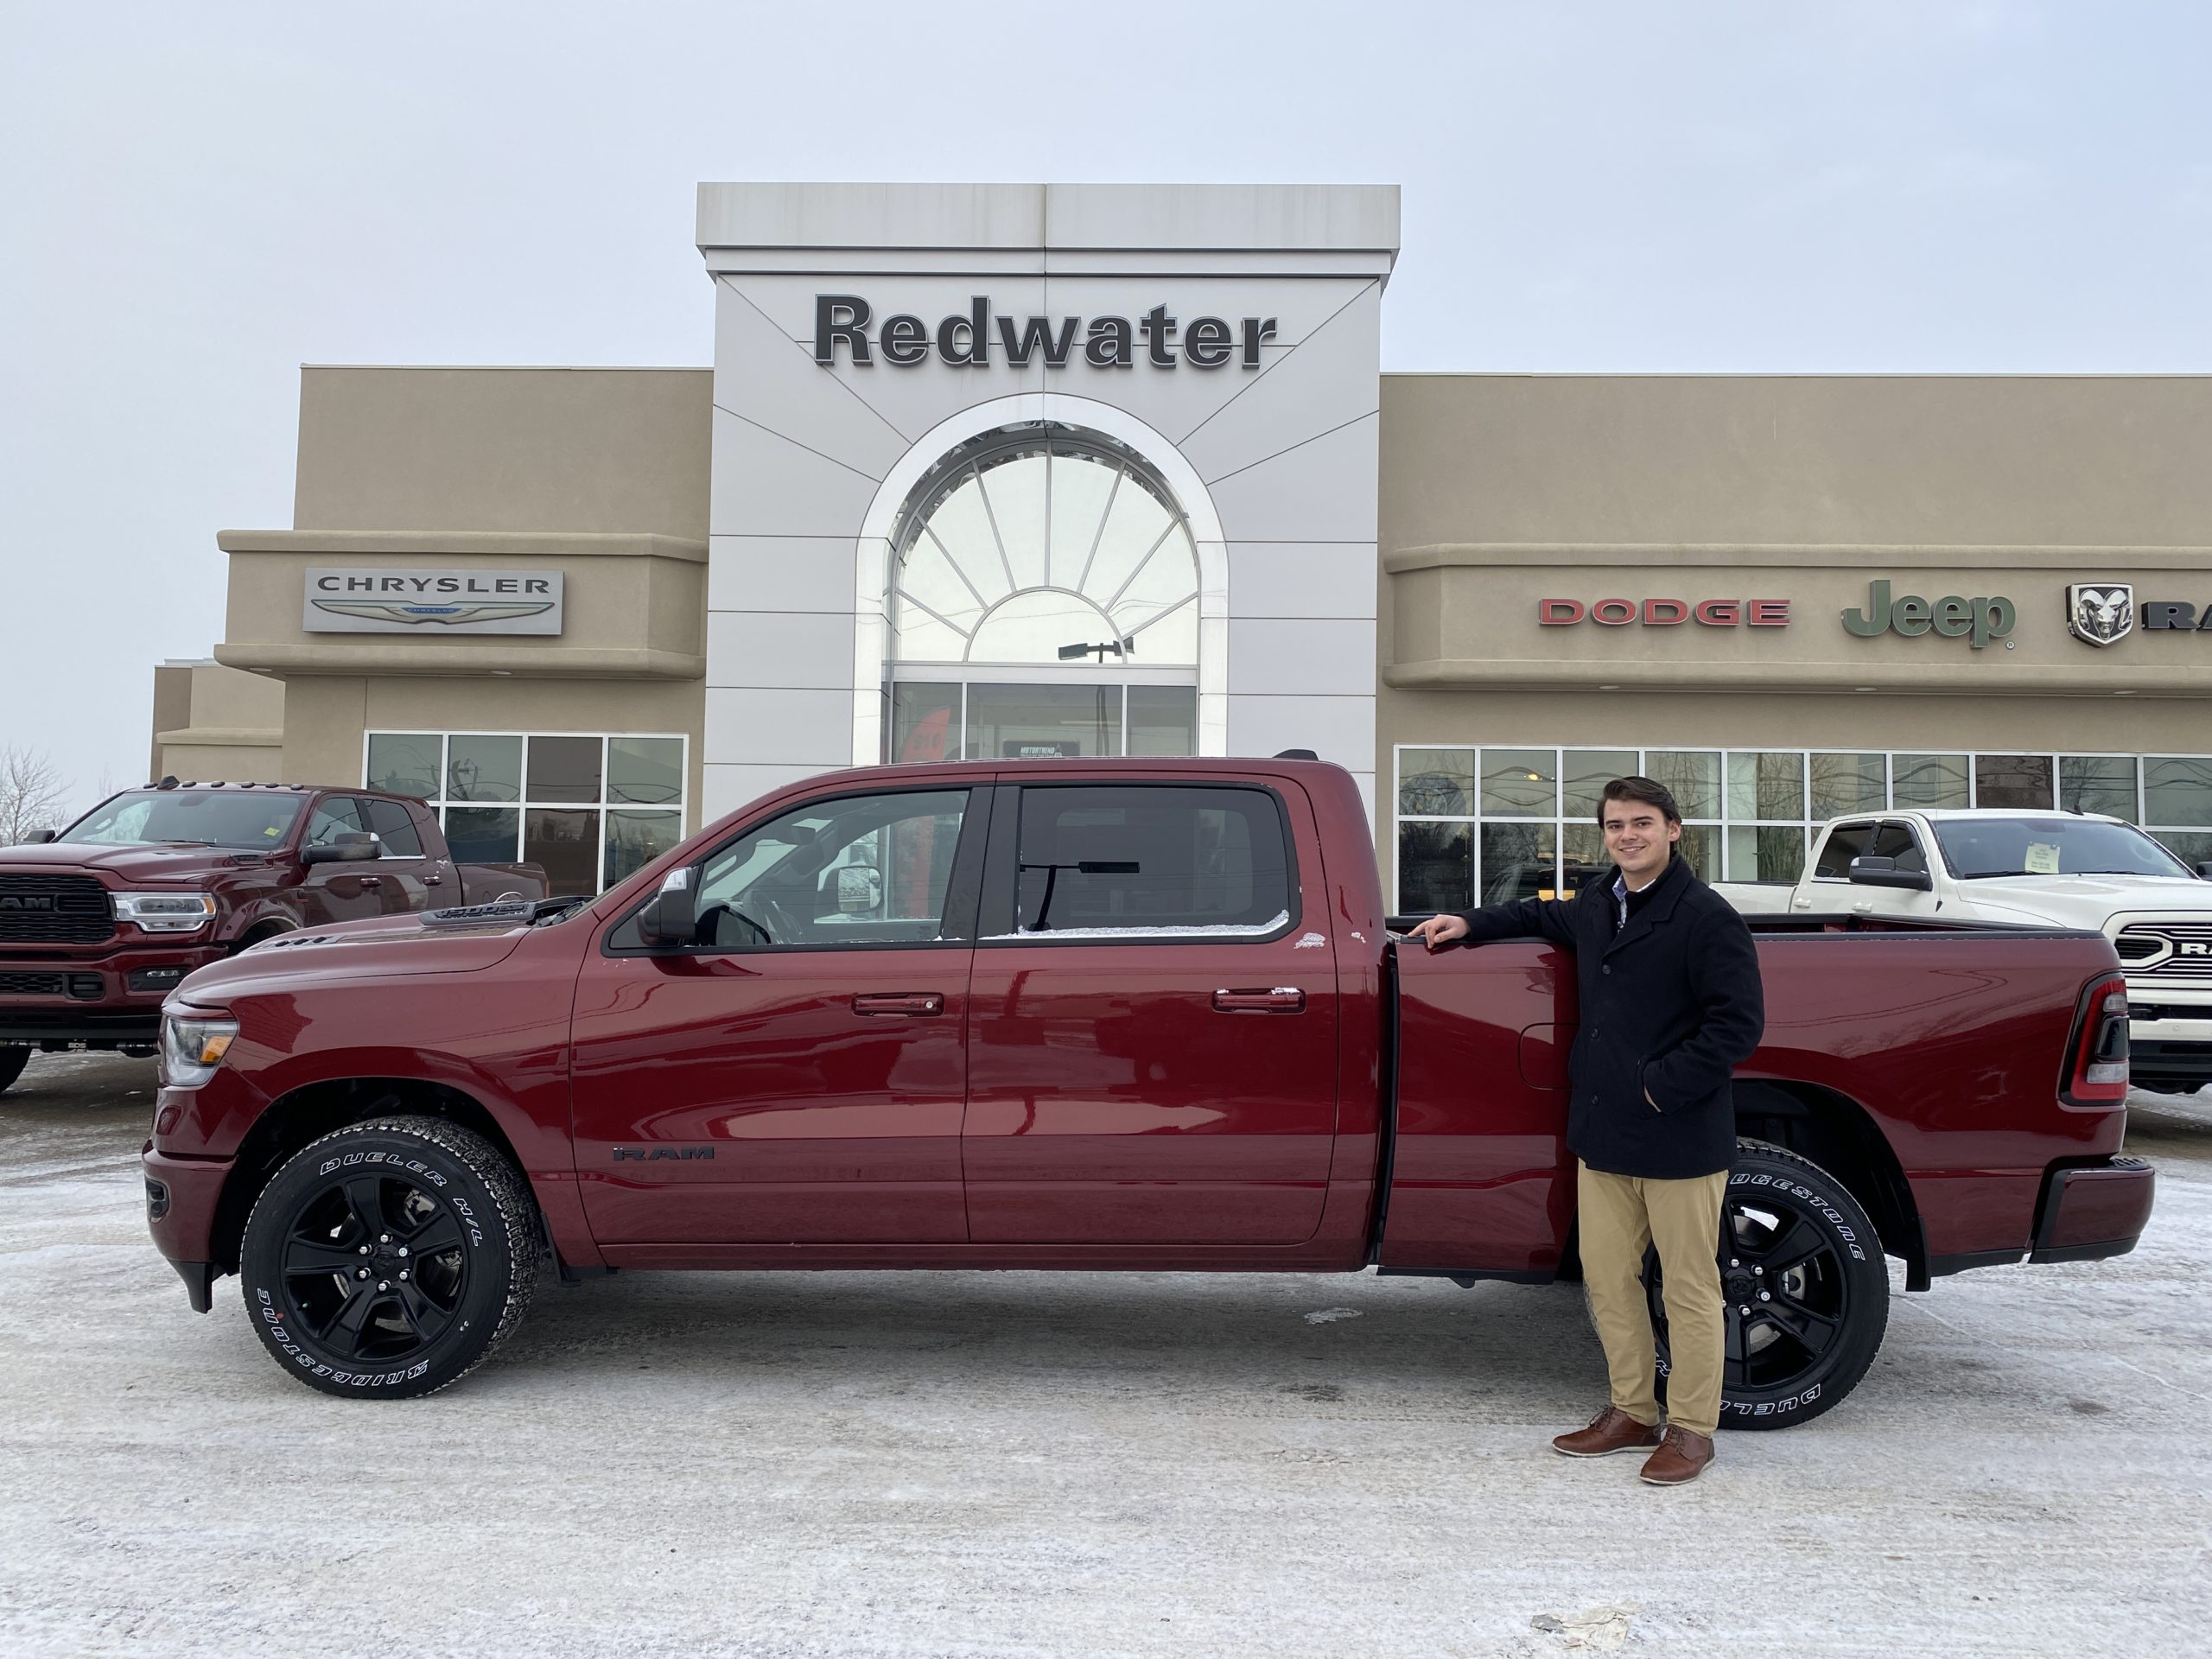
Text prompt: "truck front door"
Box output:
[[963, 780, 1338, 1245], [569, 785, 982, 1244]]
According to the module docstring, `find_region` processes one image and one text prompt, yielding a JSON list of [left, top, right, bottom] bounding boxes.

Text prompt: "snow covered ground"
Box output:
[[2, 1050, 2207, 1657]]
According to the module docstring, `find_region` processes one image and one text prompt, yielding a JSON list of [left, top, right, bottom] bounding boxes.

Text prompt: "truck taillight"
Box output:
[[2064, 974, 2130, 1107]]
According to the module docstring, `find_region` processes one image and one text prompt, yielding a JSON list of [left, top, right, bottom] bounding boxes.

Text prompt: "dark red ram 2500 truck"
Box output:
[[0, 781, 545, 1093], [141, 757, 2152, 1423]]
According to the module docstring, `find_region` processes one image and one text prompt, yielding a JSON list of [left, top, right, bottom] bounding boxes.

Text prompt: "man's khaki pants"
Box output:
[[1577, 1160, 1729, 1439]]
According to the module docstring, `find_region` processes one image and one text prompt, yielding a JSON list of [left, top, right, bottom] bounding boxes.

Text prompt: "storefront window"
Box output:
[[365, 734, 440, 798], [447, 734, 522, 802], [2144, 758, 2212, 828], [1727, 753, 1805, 822], [1399, 749, 1477, 817], [1809, 753, 1886, 818], [366, 732, 688, 893], [1390, 746, 2212, 912], [967, 682, 1122, 760], [1127, 685, 1201, 758], [1892, 753, 1970, 809], [1646, 752, 1721, 820], [884, 423, 1200, 767], [1974, 753, 2054, 810], [1481, 749, 1557, 817], [2059, 755, 2139, 821], [1396, 821, 1472, 914]]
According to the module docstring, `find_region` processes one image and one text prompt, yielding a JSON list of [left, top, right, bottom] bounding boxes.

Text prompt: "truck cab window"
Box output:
[[1004, 785, 1294, 938], [305, 798, 367, 846], [365, 799, 424, 858], [675, 790, 969, 950], [1813, 822, 1876, 880], [1871, 822, 1927, 874]]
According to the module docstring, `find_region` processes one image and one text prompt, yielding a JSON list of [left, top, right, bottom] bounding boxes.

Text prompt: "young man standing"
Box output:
[[1409, 777, 1764, 1485]]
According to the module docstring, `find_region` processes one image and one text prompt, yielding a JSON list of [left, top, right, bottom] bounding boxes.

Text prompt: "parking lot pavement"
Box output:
[[1, 1051, 2207, 1659]]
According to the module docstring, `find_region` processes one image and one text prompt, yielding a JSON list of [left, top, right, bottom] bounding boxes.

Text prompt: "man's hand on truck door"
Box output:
[[1409, 914, 1470, 950]]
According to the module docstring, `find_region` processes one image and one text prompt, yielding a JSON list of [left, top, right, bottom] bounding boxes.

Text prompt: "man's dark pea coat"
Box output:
[[1452, 852, 1765, 1179]]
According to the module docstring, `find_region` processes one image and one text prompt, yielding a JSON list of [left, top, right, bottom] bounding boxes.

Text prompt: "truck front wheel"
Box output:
[[1648, 1140, 1889, 1431], [0, 1046, 28, 1096], [237, 1115, 541, 1399]]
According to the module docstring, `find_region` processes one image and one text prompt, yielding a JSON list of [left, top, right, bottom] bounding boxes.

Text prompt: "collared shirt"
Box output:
[[1612, 855, 1672, 932]]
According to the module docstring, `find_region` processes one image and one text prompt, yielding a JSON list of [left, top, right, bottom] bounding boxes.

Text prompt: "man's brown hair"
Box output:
[[1599, 775, 1682, 826]]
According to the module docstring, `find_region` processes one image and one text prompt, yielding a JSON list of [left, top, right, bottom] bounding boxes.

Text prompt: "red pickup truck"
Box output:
[[140, 757, 2152, 1424], [0, 780, 545, 1091]]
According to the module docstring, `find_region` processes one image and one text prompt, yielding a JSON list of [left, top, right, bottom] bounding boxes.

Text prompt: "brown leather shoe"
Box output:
[[1552, 1407, 1663, 1458], [1639, 1426, 1716, 1484]]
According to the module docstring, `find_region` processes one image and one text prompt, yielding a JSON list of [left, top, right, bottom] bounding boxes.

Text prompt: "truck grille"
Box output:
[[0, 972, 102, 999], [0, 876, 113, 944], [2114, 920, 2212, 979]]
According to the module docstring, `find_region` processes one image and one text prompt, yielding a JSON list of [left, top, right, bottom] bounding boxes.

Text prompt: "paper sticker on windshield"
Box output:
[[2024, 841, 2062, 874]]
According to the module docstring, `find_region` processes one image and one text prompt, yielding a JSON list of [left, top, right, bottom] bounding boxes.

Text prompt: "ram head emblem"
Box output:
[[2067, 583, 2134, 648]]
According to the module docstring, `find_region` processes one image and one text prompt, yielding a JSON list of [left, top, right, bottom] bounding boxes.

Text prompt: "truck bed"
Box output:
[[1380, 917, 2128, 1285]]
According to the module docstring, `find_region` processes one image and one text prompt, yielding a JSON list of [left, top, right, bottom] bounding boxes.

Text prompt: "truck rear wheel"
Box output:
[[0, 1046, 28, 1096], [238, 1115, 541, 1399], [1648, 1140, 1889, 1431]]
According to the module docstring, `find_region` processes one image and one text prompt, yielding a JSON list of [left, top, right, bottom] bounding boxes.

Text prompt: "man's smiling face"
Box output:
[[1603, 798, 1681, 887]]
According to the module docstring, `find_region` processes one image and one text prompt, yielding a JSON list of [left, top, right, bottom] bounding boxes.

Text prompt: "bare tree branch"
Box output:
[[0, 745, 72, 845]]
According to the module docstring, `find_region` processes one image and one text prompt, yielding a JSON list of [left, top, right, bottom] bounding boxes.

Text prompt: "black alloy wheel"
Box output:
[[1648, 1140, 1889, 1431], [0, 1045, 29, 1096], [239, 1115, 541, 1398]]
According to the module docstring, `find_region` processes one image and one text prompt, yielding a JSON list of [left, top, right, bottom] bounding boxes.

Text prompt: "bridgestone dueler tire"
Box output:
[[238, 1116, 541, 1399], [1649, 1139, 1890, 1432], [0, 1046, 29, 1096]]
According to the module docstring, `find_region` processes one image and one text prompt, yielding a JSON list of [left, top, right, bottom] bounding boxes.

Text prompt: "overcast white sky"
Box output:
[[3, 1, 2208, 812]]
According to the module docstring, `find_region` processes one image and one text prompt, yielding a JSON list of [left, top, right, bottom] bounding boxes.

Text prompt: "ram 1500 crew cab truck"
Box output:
[[0, 781, 546, 1094], [142, 758, 2152, 1421], [1714, 808, 2212, 1095]]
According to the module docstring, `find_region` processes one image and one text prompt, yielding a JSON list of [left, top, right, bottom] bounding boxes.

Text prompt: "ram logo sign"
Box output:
[[2068, 583, 2135, 648]]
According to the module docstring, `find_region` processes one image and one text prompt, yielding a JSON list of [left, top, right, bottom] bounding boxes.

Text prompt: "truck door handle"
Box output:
[[1212, 987, 1306, 1014], [359, 875, 382, 887], [423, 873, 442, 886], [852, 992, 944, 1017]]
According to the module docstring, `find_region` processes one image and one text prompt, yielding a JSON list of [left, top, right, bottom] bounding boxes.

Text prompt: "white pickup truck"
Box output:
[[1716, 808, 2212, 1095]]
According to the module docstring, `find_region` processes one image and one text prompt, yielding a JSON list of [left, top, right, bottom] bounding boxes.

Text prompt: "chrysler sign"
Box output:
[[303, 569, 564, 635]]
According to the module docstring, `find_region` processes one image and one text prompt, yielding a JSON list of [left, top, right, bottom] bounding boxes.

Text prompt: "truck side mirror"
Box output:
[[24, 829, 57, 844], [1847, 855, 1932, 893], [302, 831, 381, 867], [2196, 861, 2212, 880], [633, 868, 696, 951]]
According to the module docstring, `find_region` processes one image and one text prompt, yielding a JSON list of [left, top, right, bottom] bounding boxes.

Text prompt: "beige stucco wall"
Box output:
[[149, 660, 285, 785], [294, 367, 711, 538], [195, 365, 715, 830], [1375, 374, 2212, 891]]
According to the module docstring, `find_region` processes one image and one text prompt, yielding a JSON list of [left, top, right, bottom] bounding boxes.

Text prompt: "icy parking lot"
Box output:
[[3, 1051, 2209, 1658]]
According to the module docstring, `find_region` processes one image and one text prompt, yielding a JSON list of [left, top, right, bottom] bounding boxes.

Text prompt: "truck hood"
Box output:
[[0, 841, 274, 883], [1955, 874, 2212, 930], [172, 912, 531, 1002]]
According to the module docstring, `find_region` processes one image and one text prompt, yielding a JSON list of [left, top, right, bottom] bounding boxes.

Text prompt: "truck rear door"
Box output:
[[962, 779, 1338, 1244]]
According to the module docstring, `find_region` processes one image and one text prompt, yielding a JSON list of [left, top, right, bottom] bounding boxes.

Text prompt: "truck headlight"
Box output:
[[113, 892, 217, 933], [160, 1012, 239, 1088]]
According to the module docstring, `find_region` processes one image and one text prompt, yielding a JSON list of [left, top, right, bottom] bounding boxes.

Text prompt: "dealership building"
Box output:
[[151, 181, 2212, 907]]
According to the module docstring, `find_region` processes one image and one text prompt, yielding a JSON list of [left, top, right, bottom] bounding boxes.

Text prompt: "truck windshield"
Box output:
[[60, 791, 305, 851], [1932, 817, 2194, 880]]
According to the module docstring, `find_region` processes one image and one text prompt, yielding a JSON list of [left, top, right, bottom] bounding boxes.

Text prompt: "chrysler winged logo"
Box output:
[[2067, 583, 2134, 648], [310, 597, 556, 627]]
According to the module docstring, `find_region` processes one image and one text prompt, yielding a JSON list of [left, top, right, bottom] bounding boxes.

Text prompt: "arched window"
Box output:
[[883, 424, 1200, 764]]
